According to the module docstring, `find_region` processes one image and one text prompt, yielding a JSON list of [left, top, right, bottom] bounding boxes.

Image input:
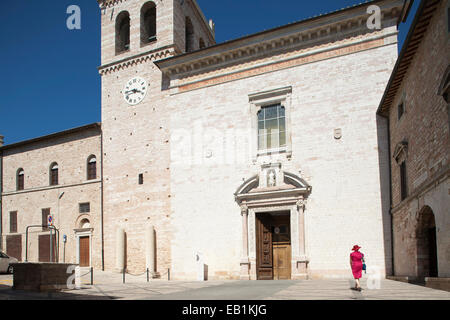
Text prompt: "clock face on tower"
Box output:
[[123, 77, 148, 105]]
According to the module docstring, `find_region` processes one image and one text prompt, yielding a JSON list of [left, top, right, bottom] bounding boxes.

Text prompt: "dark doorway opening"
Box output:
[[416, 206, 438, 279]]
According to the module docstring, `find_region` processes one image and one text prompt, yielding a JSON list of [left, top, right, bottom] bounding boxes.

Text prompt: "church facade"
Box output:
[[1, 0, 410, 280]]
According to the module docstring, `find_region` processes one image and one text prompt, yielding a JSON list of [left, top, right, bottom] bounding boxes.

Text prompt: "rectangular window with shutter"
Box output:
[[448, 5, 450, 33], [400, 161, 408, 201], [88, 161, 97, 180], [10, 211, 17, 233], [398, 102, 405, 120], [17, 173, 24, 191], [42, 208, 51, 229], [50, 168, 58, 186]]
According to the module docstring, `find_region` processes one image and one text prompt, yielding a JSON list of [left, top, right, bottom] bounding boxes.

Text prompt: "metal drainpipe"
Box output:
[[100, 127, 105, 271], [386, 117, 395, 276], [380, 114, 395, 276]]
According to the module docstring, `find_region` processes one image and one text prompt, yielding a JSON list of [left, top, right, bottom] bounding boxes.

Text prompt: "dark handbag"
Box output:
[[362, 254, 366, 273]]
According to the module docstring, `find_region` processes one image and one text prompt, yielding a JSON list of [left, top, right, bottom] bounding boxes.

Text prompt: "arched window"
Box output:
[[87, 155, 97, 180], [141, 1, 157, 44], [17, 168, 24, 191], [185, 17, 195, 53], [199, 38, 205, 49], [116, 11, 130, 54], [50, 163, 59, 186], [80, 218, 91, 229]]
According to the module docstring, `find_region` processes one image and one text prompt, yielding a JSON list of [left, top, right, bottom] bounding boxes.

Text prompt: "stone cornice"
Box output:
[[2, 179, 101, 197], [235, 188, 310, 208], [170, 33, 395, 94], [155, 0, 403, 77], [98, 45, 177, 75], [391, 166, 450, 215]]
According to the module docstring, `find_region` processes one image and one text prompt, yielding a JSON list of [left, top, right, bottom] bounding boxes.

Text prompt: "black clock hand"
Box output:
[[125, 88, 143, 94]]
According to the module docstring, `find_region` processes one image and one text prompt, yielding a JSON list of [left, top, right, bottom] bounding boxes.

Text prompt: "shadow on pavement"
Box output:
[[0, 286, 118, 300]]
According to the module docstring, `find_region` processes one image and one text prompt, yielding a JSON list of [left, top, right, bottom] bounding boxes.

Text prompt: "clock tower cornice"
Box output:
[[98, 45, 178, 76], [97, 0, 128, 9]]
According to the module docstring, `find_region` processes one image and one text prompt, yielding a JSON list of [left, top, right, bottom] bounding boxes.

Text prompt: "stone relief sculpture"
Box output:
[[268, 170, 276, 187]]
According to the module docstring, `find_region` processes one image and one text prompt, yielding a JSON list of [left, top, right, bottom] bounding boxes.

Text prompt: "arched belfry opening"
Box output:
[[185, 16, 195, 53], [141, 1, 157, 45], [235, 163, 312, 280], [199, 38, 205, 49], [116, 11, 130, 54], [416, 206, 438, 278]]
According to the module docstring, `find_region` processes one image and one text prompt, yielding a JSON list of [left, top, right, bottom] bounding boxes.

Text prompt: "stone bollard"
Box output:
[[195, 252, 206, 281], [116, 228, 125, 272], [146, 225, 155, 276]]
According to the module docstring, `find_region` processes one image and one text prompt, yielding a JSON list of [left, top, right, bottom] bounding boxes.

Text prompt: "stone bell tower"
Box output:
[[96, 0, 215, 273]]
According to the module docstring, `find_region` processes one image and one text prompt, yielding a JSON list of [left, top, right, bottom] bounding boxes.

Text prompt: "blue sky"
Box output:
[[0, 0, 419, 145]]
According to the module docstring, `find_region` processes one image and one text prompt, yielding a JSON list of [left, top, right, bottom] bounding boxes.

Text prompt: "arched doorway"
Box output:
[[416, 206, 438, 278], [75, 217, 93, 268], [235, 164, 312, 280]]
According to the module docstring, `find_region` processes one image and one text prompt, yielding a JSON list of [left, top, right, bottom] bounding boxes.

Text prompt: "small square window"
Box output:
[[79, 203, 90, 213]]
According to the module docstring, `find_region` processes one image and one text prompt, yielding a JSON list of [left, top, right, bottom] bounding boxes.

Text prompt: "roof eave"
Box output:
[[0, 123, 102, 152], [155, 0, 404, 70], [377, 0, 440, 116]]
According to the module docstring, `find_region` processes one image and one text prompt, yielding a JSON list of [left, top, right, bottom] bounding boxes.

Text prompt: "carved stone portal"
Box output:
[[235, 164, 312, 280]]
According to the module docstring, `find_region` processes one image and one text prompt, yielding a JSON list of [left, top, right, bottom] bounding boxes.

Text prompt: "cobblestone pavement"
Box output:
[[0, 272, 449, 300]]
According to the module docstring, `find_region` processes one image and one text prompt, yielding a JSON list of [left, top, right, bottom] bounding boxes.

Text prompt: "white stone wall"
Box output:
[[167, 41, 398, 280]]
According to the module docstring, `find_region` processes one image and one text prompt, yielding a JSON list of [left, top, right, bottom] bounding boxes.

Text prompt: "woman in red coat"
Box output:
[[350, 245, 364, 291]]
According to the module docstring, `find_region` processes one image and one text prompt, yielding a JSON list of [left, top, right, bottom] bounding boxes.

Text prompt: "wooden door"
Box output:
[[39, 234, 57, 262], [273, 244, 291, 280], [6, 235, 22, 261], [256, 213, 291, 280], [79, 236, 90, 267], [272, 215, 291, 280], [256, 215, 273, 280]]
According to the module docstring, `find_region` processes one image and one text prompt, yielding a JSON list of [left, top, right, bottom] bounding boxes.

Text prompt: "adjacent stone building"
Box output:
[[0, 0, 419, 280], [377, 0, 450, 287], [0, 124, 102, 269]]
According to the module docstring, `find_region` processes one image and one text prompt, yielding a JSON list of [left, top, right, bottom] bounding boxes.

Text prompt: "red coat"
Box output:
[[350, 251, 364, 279]]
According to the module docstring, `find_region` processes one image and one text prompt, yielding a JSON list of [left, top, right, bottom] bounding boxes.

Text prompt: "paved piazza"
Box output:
[[0, 272, 449, 300]]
